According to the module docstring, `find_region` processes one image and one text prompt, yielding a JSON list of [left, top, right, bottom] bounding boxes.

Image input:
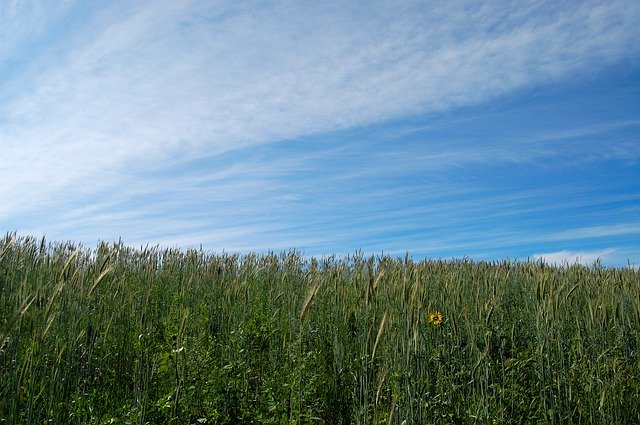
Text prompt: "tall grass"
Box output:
[[1, 233, 638, 424]]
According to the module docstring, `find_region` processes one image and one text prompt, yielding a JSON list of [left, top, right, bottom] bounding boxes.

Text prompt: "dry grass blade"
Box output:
[[44, 279, 67, 321], [57, 249, 79, 282], [387, 387, 399, 425], [375, 367, 388, 406], [88, 266, 113, 297], [43, 312, 58, 337], [373, 270, 385, 291], [0, 293, 36, 349], [485, 302, 495, 325], [300, 279, 322, 322], [564, 284, 579, 302], [0, 236, 14, 263], [371, 312, 387, 362]]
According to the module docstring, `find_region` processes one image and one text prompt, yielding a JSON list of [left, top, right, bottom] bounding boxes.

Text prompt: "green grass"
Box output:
[[1, 233, 639, 424]]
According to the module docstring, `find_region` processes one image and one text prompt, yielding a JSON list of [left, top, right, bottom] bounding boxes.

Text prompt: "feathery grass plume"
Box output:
[[0, 233, 14, 263], [371, 312, 387, 361], [373, 269, 384, 292], [88, 266, 113, 297], [300, 278, 322, 323], [0, 293, 36, 349]]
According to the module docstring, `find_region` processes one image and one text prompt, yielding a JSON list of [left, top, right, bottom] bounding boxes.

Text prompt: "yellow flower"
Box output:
[[428, 310, 443, 326]]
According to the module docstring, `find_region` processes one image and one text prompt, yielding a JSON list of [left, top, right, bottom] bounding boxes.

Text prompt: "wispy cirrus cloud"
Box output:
[[2, 0, 639, 216], [0, 0, 75, 61], [1, 1, 639, 266]]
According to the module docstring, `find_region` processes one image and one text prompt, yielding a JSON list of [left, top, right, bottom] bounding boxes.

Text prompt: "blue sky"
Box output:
[[1, 0, 639, 266]]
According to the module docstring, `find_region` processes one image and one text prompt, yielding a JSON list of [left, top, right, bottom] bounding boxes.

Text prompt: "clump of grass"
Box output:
[[0, 233, 638, 424]]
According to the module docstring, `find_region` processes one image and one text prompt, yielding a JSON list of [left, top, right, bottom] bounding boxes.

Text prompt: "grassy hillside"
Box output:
[[1, 234, 639, 424]]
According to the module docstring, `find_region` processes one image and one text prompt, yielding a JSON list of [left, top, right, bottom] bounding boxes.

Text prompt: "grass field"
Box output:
[[1, 234, 639, 424]]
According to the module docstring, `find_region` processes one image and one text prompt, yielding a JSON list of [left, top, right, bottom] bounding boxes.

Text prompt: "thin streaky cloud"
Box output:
[[2, 1, 639, 214], [1, 1, 638, 267]]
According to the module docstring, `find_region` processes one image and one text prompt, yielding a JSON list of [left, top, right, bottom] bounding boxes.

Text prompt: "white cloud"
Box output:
[[543, 224, 640, 242], [0, 0, 75, 61], [1, 0, 639, 229], [532, 249, 615, 266]]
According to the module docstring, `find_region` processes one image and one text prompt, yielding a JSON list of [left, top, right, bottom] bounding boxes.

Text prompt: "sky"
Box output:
[[1, 0, 639, 267]]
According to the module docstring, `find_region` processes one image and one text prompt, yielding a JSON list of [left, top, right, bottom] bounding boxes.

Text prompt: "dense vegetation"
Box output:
[[1, 234, 639, 424]]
